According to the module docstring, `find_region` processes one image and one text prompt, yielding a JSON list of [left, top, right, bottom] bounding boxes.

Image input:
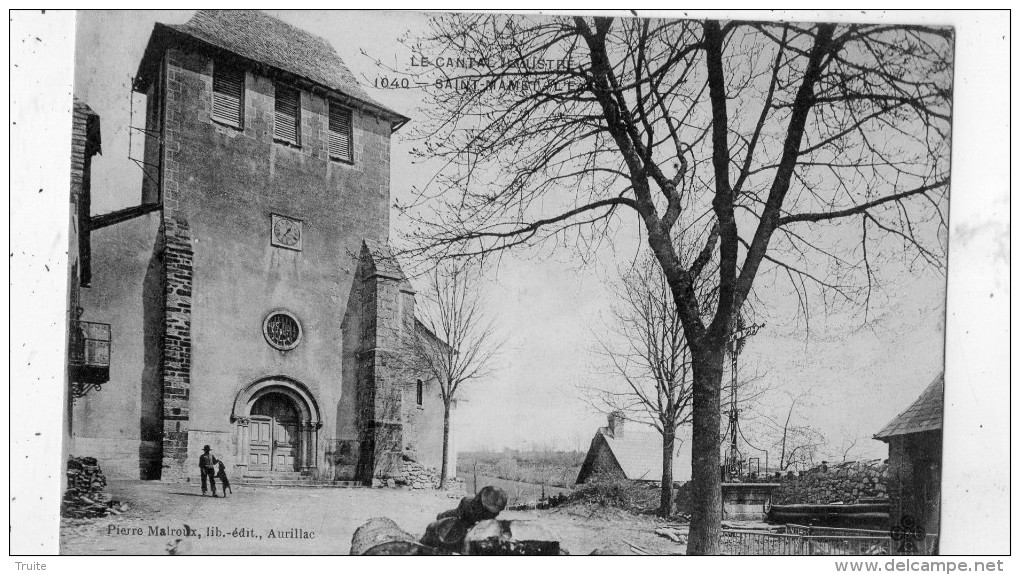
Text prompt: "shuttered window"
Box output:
[[328, 102, 353, 163], [211, 63, 244, 128], [274, 84, 301, 145]]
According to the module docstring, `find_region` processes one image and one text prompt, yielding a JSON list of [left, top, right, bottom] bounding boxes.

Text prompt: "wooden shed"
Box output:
[[874, 373, 943, 542]]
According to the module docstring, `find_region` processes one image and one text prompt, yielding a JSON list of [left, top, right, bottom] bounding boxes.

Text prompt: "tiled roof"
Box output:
[[602, 429, 690, 482], [874, 374, 944, 440], [136, 10, 407, 124]]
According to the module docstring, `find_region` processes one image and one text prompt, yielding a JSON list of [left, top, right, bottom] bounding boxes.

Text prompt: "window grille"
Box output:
[[212, 64, 244, 127], [263, 312, 302, 350], [68, 320, 111, 368]]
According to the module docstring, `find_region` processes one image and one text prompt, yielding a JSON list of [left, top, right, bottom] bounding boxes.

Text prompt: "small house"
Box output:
[[874, 373, 943, 539], [575, 412, 690, 485]]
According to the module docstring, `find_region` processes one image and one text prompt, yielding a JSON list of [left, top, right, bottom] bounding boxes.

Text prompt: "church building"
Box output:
[[69, 10, 448, 484]]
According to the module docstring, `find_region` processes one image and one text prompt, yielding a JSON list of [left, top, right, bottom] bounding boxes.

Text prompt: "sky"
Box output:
[[73, 10, 948, 468]]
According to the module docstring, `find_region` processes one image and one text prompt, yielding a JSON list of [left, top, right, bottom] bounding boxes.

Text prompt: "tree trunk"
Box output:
[[440, 400, 451, 489], [659, 430, 675, 518], [686, 347, 725, 555]]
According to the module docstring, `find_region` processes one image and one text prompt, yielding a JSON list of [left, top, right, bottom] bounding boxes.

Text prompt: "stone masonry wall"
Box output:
[[773, 460, 889, 505], [397, 459, 465, 491], [160, 217, 193, 481], [158, 48, 193, 481], [355, 249, 405, 482]]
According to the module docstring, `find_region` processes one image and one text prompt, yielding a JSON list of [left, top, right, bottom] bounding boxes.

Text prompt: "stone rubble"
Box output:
[[62, 456, 129, 518], [394, 460, 466, 491]]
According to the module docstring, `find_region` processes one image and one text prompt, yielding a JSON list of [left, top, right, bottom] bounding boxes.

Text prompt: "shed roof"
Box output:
[[134, 10, 408, 127], [874, 374, 944, 441]]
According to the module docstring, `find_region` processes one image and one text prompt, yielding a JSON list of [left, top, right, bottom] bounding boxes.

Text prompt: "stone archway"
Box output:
[[230, 377, 321, 476]]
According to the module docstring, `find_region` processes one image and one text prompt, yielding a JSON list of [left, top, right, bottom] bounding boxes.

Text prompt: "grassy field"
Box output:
[[462, 474, 572, 506], [456, 450, 689, 518], [457, 450, 586, 489]]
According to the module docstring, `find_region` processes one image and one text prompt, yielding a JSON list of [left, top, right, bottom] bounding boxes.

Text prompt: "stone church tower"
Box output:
[[72, 10, 447, 484]]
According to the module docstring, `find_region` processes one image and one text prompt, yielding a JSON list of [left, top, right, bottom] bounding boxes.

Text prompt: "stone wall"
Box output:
[[401, 371, 448, 471], [773, 460, 889, 505], [398, 459, 465, 491]]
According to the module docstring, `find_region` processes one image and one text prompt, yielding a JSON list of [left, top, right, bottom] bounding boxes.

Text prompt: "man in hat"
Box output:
[[199, 445, 219, 497]]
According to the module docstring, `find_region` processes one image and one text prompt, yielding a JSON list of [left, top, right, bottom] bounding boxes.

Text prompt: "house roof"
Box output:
[[578, 427, 691, 483], [134, 10, 408, 127], [874, 374, 944, 441]]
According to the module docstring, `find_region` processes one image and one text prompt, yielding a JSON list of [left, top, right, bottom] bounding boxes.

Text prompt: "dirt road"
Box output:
[[60, 480, 686, 555]]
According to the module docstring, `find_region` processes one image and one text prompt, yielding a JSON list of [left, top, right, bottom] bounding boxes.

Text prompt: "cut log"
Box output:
[[420, 517, 470, 551], [476, 486, 509, 518], [654, 527, 686, 543], [437, 486, 508, 523], [464, 519, 559, 556], [350, 517, 421, 555], [770, 503, 889, 514]]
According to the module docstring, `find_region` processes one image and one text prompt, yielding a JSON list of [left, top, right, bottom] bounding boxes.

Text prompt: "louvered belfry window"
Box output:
[[328, 101, 353, 163], [274, 84, 300, 145], [211, 63, 244, 128]]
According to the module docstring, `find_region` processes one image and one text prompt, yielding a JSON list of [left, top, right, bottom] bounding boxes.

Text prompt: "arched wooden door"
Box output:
[[249, 392, 300, 472]]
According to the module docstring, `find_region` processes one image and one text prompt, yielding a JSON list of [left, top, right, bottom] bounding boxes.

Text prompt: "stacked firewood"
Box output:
[[61, 456, 128, 518], [350, 486, 509, 555]]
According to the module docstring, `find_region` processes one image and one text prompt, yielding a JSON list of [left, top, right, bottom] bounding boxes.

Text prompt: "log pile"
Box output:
[[422, 486, 508, 552], [350, 486, 519, 555], [767, 502, 891, 530], [463, 519, 560, 555], [61, 456, 128, 518]]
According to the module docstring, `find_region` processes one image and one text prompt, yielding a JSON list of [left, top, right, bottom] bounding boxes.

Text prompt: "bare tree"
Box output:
[[776, 411, 825, 472], [839, 436, 861, 464], [584, 256, 697, 517], [745, 389, 824, 472], [404, 263, 504, 488], [392, 15, 951, 553]]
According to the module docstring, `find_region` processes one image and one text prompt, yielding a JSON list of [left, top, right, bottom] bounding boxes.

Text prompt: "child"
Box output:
[[215, 460, 232, 497]]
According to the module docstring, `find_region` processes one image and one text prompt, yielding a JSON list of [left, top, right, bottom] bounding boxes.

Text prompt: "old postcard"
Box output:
[[8, 9, 1011, 561]]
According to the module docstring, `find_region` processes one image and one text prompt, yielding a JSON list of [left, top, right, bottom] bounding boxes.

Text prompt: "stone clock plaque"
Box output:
[[271, 213, 303, 251]]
